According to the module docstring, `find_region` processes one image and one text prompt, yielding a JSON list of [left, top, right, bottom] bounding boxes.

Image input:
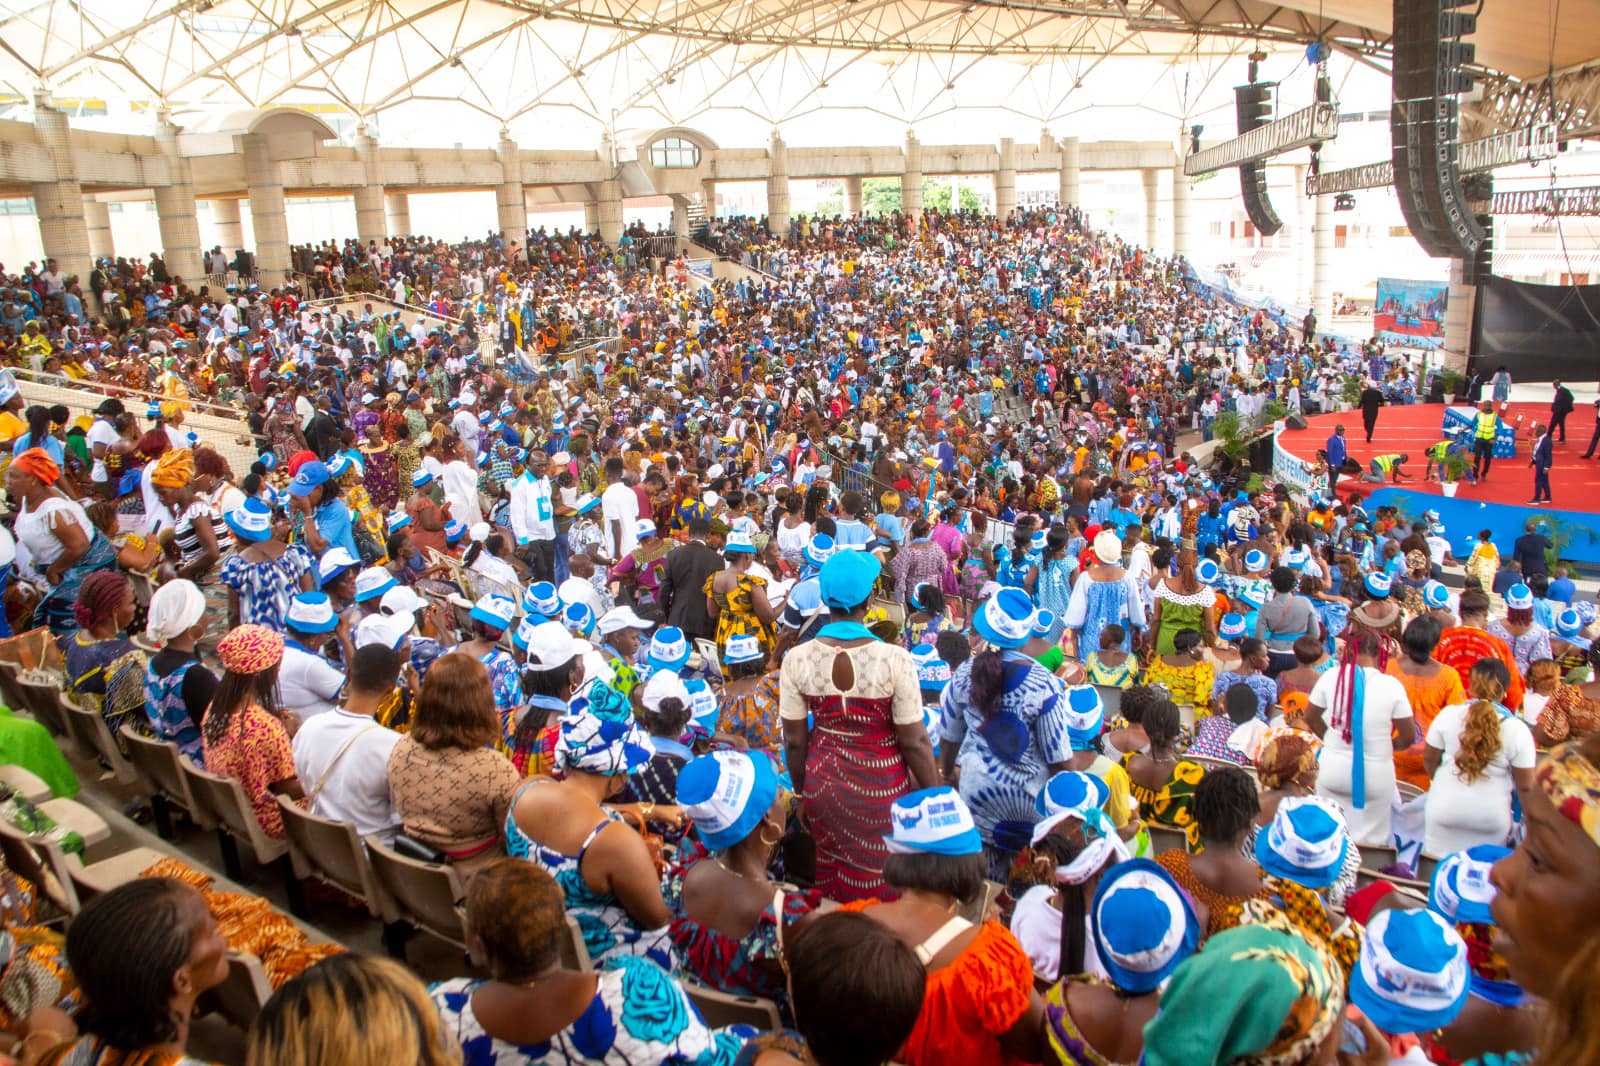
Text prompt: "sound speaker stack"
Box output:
[[1236, 82, 1283, 237]]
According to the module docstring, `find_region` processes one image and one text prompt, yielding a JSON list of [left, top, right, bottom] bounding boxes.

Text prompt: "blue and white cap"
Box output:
[[1424, 580, 1451, 610], [561, 601, 596, 637], [684, 677, 719, 731], [724, 530, 755, 554], [0, 370, 20, 405], [286, 591, 339, 634], [1032, 770, 1111, 844], [224, 498, 274, 542], [511, 615, 541, 652], [469, 594, 517, 632], [1350, 909, 1470, 1036], [1505, 583, 1534, 611], [317, 546, 359, 585], [1032, 609, 1056, 637], [411, 468, 434, 488], [386, 509, 412, 534], [1091, 860, 1202, 995], [911, 644, 951, 691], [1365, 571, 1393, 598], [677, 751, 780, 851], [1282, 546, 1312, 571], [523, 581, 561, 619], [353, 566, 397, 603], [1257, 796, 1349, 889], [884, 787, 982, 857], [1062, 686, 1106, 747], [973, 587, 1035, 649], [1236, 583, 1267, 609], [1556, 608, 1583, 639], [647, 626, 691, 672], [1243, 549, 1269, 573], [1218, 612, 1247, 641], [802, 533, 835, 568], [326, 453, 357, 479], [1195, 558, 1221, 586], [725, 633, 764, 665], [1428, 845, 1509, 925], [1030, 529, 1047, 552]]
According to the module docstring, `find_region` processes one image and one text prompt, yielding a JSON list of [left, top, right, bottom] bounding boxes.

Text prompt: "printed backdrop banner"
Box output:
[[1373, 277, 1448, 350]]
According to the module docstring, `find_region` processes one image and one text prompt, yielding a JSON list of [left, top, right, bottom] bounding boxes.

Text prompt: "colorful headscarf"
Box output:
[[217, 623, 285, 675], [556, 679, 655, 776], [11, 447, 60, 486], [1256, 733, 1319, 792], [151, 447, 196, 488], [1536, 741, 1600, 849], [1143, 909, 1345, 1066]]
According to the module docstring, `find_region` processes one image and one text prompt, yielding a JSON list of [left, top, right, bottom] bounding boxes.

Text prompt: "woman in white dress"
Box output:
[[1423, 657, 1536, 856], [1304, 630, 1416, 845]]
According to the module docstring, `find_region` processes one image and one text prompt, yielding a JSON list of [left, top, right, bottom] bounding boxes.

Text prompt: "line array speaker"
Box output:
[[1236, 82, 1283, 236]]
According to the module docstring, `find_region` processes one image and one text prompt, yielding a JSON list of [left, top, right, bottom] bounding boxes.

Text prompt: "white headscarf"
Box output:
[[145, 578, 206, 643]]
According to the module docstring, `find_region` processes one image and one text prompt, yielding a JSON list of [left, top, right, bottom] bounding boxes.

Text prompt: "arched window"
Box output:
[[649, 137, 701, 169]]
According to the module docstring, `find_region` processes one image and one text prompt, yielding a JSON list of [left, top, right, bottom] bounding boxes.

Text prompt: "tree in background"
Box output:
[[922, 178, 982, 214], [862, 178, 902, 215]]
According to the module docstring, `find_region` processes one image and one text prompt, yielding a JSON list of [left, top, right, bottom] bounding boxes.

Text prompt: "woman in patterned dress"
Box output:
[[504, 691, 676, 970], [431, 859, 746, 1066], [358, 422, 401, 512], [219, 498, 316, 631], [706, 533, 777, 667], [779, 552, 937, 902], [200, 625, 303, 840]]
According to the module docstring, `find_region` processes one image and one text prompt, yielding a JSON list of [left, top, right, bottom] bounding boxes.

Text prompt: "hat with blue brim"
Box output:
[[1032, 769, 1111, 844], [974, 587, 1035, 649], [724, 633, 764, 665], [1062, 685, 1106, 747], [911, 644, 951, 691], [562, 601, 596, 638], [1556, 609, 1583, 639], [1424, 581, 1451, 610], [678, 751, 780, 851], [444, 520, 467, 544], [469, 594, 517, 632], [317, 546, 359, 586], [1218, 612, 1248, 641], [286, 591, 340, 634], [1257, 796, 1349, 889], [225, 498, 274, 543], [1092, 859, 1202, 995], [1196, 559, 1221, 586], [802, 533, 835, 568], [523, 581, 561, 620], [353, 566, 397, 603], [1505, 583, 1534, 611], [883, 786, 982, 857], [1244, 549, 1269, 573], [1365, 571, 1392, 598], [1428, 845, 1509, 925], [819, 551, 881, 610], [411, 469, 434, 488], [1350, 908, 1470, 1036]]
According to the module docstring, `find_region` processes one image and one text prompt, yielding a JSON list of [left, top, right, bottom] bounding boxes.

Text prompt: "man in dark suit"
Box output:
[[1530, 421, 1554, 504], [1550, 380, 1575, 442], [1359, 383, 1385, 443], [658, 517, 723, 643]]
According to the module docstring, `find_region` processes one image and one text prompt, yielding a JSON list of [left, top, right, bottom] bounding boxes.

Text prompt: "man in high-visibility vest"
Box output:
[[1472, 401, 1499, 482], [1366, 452, 1412, 483]]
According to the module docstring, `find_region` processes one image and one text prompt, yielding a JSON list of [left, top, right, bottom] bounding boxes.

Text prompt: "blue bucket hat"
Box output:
[[224, 498, 274, 543], [561, 601, 596, 638], [1256, 796, 1350, 889], [1349, 909, 1470, 1036], [647, 626, 691, 672], [1243, 549, 1269, 573], [1505, 583, 1534, 611], [444, 519, 467, 545], [1556, 608, 1583, 639], [973, 588, 1035, 649], [677, 751, 780, 851], [883, 787, 982, 857], [1091, 859, 1202, 995], [469, 594, 517, 632], [1423, 580, 1451, 610], [819, 551, 881, 610], [1365, 571, 1393, 598], [522, 581, 561, 620], [1062, 686, 1106, 747], [802, 533, 835, 568], [1428, 845, 1509, 925], [1032, 769, 1111, 844], [911, 644, 951, 691], [1032, 608, 1056, 637], [285, 591, 340, 634], [1195, 558, 1221, 586]]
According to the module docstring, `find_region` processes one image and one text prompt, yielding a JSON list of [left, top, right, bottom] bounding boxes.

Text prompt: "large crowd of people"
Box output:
[[0, 200, 1594, 1066]]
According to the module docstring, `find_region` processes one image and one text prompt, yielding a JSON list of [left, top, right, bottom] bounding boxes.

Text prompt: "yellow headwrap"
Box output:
[[151, 447, 196, 488]]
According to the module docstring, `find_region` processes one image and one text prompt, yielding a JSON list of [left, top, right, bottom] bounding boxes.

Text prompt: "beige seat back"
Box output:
[[1146, 824, 1190, 855], [59, 697, 136, 785], [1092, 684, 1123, 721], [275, 797, 386, 920], [16, 678, 67, 736], [204, 952, 274, 1029], [179, 760, 289, 866], [682, 981, 782, 1030], [0, 819, 78, 916], [363, 835, 466, 948], [559, 914, 593, 972], [119, 726, 204, 824]]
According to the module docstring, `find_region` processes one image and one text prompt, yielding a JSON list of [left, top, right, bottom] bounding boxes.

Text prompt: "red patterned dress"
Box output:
[[778, 637, 925, 902]]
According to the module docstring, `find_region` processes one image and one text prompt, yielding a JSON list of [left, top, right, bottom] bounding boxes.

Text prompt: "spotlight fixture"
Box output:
[[1333, 193, 1355, 211], [1188, 123, 1203, 155]]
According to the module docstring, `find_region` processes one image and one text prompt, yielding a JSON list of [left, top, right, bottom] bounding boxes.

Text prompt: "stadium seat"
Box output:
[[683, 981, 782, 1030], [1092, 684, 1123, 721], [1146, 824, 1190, 855], [275, 797, 386, 920], [57, 696, 137, 787], [120, 725, 204, 838], [178, 760, 290, 890], [0, 765, 52, 804], [559, 914, 593, 973], [14, 674, 68, 737], [35, 798, 110, 847], [364, 835, 467, 955], [204, 952, 274, 1030]]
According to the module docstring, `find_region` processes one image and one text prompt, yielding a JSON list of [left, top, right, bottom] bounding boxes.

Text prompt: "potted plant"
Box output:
[[1440, 450, 1470, 496]]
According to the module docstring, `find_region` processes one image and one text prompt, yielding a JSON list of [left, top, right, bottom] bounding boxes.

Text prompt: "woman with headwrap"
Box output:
[[150, 447, 234, 650], [7, 449, 118, 635], [62, 571, 146, 736], [140, 579, 216, 763]]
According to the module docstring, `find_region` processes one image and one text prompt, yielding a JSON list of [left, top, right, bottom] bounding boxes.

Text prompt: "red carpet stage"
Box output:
[[1273, 403, 1600, 563]]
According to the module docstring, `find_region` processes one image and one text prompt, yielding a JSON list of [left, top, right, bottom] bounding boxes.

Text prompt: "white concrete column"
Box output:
[[1172, 160, 1192, 260], [385, 191, 411, 238], [844, 176, 863, 216], [766, 132, 791, 237], [241, 132, 290, 281], [30, 95, 93, 288], [354, 129, 387, 247], [1294, 165, 1314, 310], [84, 198, 114, 264], [1059, 136, 1081, 206], [153, 116, 202, 281], [903, 132, 924, 219], [995, 137, 1017, 221], [1441, 259, 1475, 373], [1142, 168, 1160, 250], [496, 132, 527, 258], [597, 179, 623, 245], [1312, 182, 1335, 325], [670, 194, 691, 242], [583, 200, 600, 234], [211, 198, 245, 252]]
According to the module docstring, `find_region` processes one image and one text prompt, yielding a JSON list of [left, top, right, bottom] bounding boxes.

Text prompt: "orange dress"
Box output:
[[1387, 661, 1466, 790], [840, 900, 1036, 1066]]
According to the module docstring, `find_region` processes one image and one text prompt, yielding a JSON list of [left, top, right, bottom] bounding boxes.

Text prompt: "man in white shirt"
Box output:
[[452, 393, 482, 456], [291, 643, 403, 843], [600, 456, 639, 560], [510, 450, 558, 582], [441, 442, 483, 526], [86, 398, 123, 494], [279, 592, 349, 723]]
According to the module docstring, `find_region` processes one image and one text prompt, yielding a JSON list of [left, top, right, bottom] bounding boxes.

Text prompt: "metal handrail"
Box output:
[[9, 366, 243, 419]]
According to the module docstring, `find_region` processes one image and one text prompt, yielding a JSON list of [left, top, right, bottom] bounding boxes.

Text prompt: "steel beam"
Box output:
[[1184, 101, 1338, 176], [1306, 122, 1558, 196]]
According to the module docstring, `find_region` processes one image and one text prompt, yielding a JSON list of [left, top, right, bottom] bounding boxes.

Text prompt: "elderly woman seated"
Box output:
[[62, 571, 145, 735]]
